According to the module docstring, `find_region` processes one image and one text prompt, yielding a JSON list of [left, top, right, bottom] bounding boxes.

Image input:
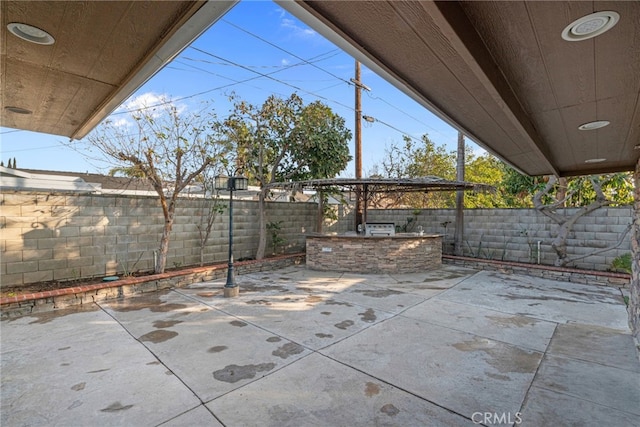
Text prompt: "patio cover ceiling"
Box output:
[[277, 1, 640, 178], [1, 0, 237, 140], [2, 1, 639, 178]]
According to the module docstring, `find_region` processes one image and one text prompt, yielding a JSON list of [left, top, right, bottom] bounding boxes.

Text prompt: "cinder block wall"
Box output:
[[1, 192, 317, 286], [2, 191, 633, 286], [329, 207, 633, 272]]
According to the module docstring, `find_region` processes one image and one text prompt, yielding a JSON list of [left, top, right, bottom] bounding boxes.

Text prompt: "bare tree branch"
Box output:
[[534, 175, 613, 266], [84, 97, 228, 273], [563, 223, 632, 266]]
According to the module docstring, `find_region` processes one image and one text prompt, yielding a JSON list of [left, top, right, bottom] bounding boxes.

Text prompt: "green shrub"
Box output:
[[610, 253, 631, 274]]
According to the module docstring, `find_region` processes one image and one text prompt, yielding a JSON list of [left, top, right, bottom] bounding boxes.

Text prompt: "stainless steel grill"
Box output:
[[365, 223, 395, 236]]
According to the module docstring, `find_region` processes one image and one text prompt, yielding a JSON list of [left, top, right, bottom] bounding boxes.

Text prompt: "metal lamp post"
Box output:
[[214, 173, 248, 297]]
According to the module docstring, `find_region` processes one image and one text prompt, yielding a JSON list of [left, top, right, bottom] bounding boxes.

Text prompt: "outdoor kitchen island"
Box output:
[[272, 178, 487, 274], [305, 230, 442, 274]]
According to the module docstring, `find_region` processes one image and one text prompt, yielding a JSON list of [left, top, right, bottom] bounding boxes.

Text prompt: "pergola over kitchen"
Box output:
[[268, 177, 493, 231]]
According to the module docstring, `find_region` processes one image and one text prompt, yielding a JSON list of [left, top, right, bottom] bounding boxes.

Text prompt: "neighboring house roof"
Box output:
[[0, 167, 161, 195], [18, 168, 157, 192], [0, 167, 311, 202], [0, 166, 99, 193]]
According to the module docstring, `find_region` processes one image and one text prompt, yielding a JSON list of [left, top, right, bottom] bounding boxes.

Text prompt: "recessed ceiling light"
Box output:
[[585, 158, 606, 163], [4, 106, 33, 115], [561, 11, 619, 41], [7, 22, 55, 45], [578, 120, 610, 130]]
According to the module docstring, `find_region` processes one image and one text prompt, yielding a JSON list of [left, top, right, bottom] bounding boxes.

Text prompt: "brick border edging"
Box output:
[[442, 255, 630, 287], [0, 254, 305, 318]]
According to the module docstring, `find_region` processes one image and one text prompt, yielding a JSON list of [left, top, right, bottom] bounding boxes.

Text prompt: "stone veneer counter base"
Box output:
[[306, 234, 442, 274]]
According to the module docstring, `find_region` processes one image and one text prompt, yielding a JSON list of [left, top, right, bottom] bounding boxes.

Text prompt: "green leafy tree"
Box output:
[[499, 163, 545, 207], [84, 98, 229, 273], [501, 165, 633, 208], [223, 93, 351, 259], [108, 165, 146, 178], [378, 134, 456, 208], [464, 152, 508, 208], [407, 135, 456, 207], [563, 173, 633, 206]]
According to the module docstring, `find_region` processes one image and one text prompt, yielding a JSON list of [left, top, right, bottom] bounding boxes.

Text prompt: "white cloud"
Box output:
[[274, 6, 286, 19], [116, 92, 187, 118], [111, 118, 130, 128], [121, 92, 166, 113], [281, 58, 290, 66], [281, 18, 318, 39]]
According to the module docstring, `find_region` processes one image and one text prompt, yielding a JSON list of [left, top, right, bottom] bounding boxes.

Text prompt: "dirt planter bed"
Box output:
[[442, 255, 630, 288], [0, 254, 305, 319]]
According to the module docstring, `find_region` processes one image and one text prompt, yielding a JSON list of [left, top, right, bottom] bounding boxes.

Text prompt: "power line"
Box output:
[[180, 49, 340, 70], [114, 49, 343, 115], [231, 19, 452, 144], [109, 20, 438, 146], [313, 82, 346, 93], [228, 20, 451, 144], [2, 144, 64, 153], [111, 15, 429, 142], [366, 92, 426, 127], [181, 50, 340, 71], [188, 46, 355, 112], [221, 20, 350, 86], [364, 116, 423, 144], [366, 88, 456, 145], [177, 48, 340, 88]]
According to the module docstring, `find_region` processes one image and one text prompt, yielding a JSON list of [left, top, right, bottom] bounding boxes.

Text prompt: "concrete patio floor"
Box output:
[[2, 265, 638, 426]]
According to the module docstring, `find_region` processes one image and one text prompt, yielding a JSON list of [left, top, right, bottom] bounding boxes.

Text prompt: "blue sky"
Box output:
[[1, 0, 475, 177]]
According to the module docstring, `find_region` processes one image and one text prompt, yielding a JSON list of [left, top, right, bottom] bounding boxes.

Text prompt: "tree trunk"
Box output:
[[556, 177, 568, 207], [551, 222, 571, 266], [255, 188, 268, 260], [535, 176, 609, 267], [630, 159, 640, 340], [156, 215, 173, 273]]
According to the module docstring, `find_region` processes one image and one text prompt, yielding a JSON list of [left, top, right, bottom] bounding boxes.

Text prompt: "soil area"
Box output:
[[0, 272, 153, 299], [1, 278, 104, 298], [0, 257, 258, 299], [0, 261, 238, 298]]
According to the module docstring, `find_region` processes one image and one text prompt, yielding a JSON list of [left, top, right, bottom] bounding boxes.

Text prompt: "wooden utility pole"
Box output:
[[354, 60, 363, 232], [454, 132, 465, 255]]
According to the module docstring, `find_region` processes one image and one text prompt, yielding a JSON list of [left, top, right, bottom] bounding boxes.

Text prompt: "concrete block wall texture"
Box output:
[[2, 191, 632, 286], [339, 207, 633, 272], [1, 192, 317, 287], [322, 204, 354, 235]]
